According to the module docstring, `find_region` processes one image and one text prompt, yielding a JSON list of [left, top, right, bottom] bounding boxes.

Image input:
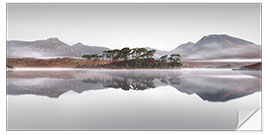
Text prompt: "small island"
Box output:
[[82, 47, 182, 69]]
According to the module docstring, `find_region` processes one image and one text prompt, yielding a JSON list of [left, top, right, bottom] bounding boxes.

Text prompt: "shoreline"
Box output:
[[7, 67, 260, 71], [7, 57, 261, 70]]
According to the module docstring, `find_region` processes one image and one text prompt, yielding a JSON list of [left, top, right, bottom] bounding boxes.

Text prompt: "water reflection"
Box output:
[[7, 69, 261, 102]]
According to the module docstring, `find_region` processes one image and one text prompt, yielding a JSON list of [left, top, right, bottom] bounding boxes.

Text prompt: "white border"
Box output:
[[1, 0, 268, 135]]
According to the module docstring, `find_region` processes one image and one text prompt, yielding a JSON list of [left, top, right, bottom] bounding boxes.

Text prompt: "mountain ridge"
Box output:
[[7, 34, 261, 59]]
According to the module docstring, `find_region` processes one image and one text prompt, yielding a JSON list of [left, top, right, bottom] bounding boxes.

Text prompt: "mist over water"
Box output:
[[7, 69, 261, 130], [182, 59, 262, 62]]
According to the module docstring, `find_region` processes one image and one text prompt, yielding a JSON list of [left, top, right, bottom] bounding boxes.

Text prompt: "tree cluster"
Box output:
[[82, 47, 182, 68]]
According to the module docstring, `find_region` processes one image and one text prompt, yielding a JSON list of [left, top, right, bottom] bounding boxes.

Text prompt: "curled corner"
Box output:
[[236, 107, 261, 129]]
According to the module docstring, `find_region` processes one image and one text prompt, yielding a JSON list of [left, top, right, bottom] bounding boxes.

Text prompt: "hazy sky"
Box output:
[[7, 3, 261, 51]]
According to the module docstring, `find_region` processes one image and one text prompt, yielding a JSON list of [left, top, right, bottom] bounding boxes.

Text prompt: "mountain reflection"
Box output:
[[7, 69, 261, 102]]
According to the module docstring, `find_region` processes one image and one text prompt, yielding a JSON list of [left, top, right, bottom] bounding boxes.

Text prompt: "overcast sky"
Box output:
[[7, 3, 261, 51]]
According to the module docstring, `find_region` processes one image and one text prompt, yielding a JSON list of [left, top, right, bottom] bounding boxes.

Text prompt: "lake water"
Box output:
[[7, 69, 261, 130]]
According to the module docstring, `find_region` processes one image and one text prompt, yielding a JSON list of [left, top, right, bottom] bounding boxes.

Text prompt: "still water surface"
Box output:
[[7, 69, 261, 130]]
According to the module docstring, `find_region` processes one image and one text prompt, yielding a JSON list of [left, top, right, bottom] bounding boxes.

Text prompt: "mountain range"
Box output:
[[7, 38, 109, 58], [7, 34, 261, 60]]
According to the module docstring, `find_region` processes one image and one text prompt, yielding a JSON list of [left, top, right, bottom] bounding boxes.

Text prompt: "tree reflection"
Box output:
[[81, 72, 181, 90], [7, 70, 261, 102]]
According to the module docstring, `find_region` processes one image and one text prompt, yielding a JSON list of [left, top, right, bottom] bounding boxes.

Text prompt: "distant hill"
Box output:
[[7, 38, 81, 58], [145, 47, 169, 58], [72, 42, 109, 56], [169, 42, 195, 58], [169, 34, 261, 59], [7, 38, 109, 58]]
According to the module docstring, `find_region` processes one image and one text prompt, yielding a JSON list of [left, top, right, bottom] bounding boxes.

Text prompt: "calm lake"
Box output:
[[7, 68, 261, 130]]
